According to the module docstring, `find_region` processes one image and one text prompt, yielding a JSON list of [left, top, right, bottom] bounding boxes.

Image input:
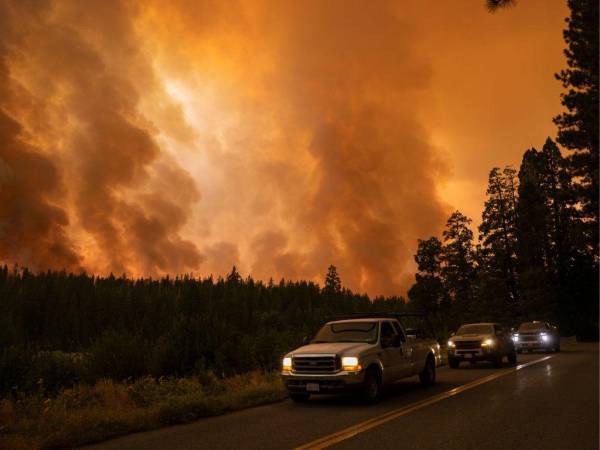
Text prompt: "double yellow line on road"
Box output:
[[295, 356, 552, 450]]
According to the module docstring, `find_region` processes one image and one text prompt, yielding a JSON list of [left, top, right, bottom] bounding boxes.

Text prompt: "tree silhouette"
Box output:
[[408, 237, 447, 333], [479, 167, 519, 305], [441, 211, 476, 317], [517, 143, 559, 317], [486, 0, 516, 13], [553, 0, 599, 261], [324, 265, 342, 295]]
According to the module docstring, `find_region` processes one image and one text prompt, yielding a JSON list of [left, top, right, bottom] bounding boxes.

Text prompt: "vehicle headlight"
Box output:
[[447, 340, 456, 348], [481, 338, 496, 347], [512, 334, 519, 342], [282, 357, 292, 372], [342, 356, 361, 372], [540, 333, 550, 342]]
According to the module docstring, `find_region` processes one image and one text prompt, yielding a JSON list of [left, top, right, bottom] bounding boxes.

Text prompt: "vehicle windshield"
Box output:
[[456, 324, 494, 335], [519, 322, 544, 332], [312, 321, 378, 344]]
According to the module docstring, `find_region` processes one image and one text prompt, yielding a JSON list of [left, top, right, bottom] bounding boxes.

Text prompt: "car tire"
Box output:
[[290, 393, 310, 403], [449, 357, 460, 369], [362, 367, 382, 404], [492, 354, 503, 368], [419, 356, 436, 386], [508, 349, 517, 365]]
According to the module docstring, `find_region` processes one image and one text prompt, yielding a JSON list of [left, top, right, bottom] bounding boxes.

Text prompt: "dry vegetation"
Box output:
[[0, 371, 286, 450]]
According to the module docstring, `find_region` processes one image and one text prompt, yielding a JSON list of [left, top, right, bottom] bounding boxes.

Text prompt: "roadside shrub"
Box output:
[[29, 351, 88, 394], [0, 346, 33, 397], [196, 370, 225, 395], [0, 347, 89, 397], [89, 330, 148, 381], [129, 377, 204, 407]]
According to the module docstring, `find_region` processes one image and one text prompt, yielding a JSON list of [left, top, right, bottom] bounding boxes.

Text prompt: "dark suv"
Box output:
[[447, 323, 517, 368], [513, 321, 560, 353]]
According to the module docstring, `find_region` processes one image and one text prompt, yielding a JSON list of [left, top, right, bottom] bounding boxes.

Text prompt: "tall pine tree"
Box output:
[[408, 237, 445, 314], [440, 211, 476, 320], [553, 0, 599, 260], [479, 167, 519, 309], [516, 139, 572, 319]]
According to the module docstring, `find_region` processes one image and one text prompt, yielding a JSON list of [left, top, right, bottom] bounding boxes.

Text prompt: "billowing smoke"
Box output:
[[1, 0, 202, 276], [0, 0, 453, 295]]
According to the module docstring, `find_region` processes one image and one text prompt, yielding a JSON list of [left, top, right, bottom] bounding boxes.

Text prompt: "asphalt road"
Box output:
[[85, 340, 598, 450]]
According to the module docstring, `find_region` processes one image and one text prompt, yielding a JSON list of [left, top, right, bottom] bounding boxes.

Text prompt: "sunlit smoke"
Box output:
[[0, 0, 566, 296]]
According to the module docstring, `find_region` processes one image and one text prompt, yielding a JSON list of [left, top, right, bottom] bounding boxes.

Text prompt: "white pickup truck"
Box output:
[[281, 314, 441, 403]]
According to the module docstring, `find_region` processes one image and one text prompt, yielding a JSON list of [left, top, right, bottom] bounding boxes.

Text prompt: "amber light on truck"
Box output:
[[341, 356, 361, 372], [447, 340, 456, 348], [481, 338, 496, 347], [282, 357, 292, 372]]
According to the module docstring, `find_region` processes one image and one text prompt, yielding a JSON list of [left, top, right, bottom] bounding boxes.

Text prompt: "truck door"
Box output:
[[379, 321, 403, 382], [392, 321, 415, 376]]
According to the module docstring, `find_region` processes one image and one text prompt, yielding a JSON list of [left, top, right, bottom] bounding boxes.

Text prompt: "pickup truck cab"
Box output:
[[447, 322, 517, 368], [281, 315, 441, 403]]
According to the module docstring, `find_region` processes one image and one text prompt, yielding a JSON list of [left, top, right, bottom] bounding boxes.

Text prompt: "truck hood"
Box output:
[[451, 334, 495, 342], [289, 342, 372, 356]]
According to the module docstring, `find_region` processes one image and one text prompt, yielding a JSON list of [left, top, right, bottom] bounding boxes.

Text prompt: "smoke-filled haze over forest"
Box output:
[[0, 0, 568, 295]]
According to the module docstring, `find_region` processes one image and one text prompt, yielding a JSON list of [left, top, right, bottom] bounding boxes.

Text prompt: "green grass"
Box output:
[[0, 372, 287, 450]]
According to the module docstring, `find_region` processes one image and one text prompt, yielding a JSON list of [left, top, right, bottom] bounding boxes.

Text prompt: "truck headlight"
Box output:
[[447, 340, 456, 348], [512, 334, 519, 342], [481, 338, 496, 347], [540, 333, 550, 342], [342, 356, 361, 372], [282, 357, 292, 372]]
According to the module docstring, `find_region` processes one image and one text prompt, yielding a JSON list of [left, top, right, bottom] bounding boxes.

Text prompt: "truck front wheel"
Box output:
[[508, 349, 517, 365], [362, 367, 382, 404], [492, 353, 503, 368], [419, 356, 436, 386]]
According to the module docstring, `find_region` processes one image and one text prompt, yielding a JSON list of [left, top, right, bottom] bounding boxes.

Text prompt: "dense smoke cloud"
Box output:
[[0, 0, 567, 295], [0, 0, 202, 276]]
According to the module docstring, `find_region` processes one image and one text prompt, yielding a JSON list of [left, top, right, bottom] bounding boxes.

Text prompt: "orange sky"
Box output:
[[0, 0, 568, 296]]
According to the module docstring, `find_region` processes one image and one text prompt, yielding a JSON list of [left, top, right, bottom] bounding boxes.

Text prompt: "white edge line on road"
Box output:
[[294, 355, 553, 450]]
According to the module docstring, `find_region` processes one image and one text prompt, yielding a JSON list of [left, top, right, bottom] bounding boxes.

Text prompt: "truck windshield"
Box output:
[[312, 322, 378, 344], [519, 322, 544, 331], [456, 324, 494, 335]]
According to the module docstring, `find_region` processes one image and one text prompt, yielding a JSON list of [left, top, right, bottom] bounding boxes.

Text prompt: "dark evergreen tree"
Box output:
[[408, 237, 445, 313], [408, 237, 448, 336], [323, 265, 342, 295], [516, 140, 567, 319], [486, 0, 516, 13], [553, 0, 599, 260], [479, 167, 519, 307], [440, 211, 476, 320]]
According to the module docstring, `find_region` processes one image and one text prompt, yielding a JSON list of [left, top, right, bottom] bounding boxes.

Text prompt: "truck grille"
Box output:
[[292, 355, 339, 374], [455, 340, 481, 350], [519, 334, 539, 342]]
